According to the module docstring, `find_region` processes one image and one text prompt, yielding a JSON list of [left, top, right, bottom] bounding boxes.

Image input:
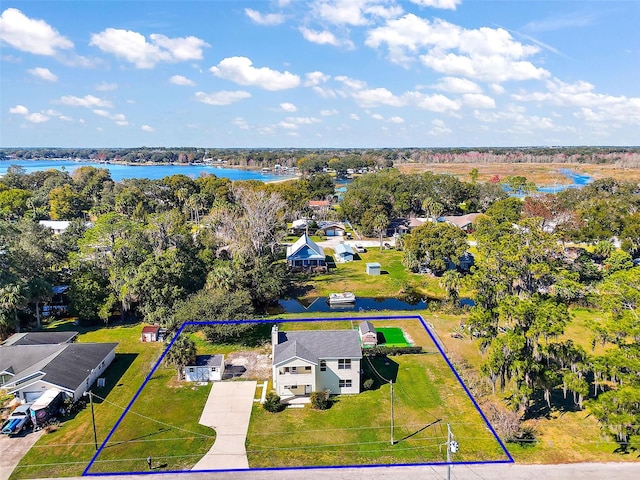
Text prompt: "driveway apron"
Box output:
[[192, 381, 257, 471]]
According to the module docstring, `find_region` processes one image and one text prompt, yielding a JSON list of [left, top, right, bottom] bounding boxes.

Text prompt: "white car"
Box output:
[[355, 244, 365, 253]]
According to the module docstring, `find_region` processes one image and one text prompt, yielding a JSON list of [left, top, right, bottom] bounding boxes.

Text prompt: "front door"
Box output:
[[305, 385, 311, 395]]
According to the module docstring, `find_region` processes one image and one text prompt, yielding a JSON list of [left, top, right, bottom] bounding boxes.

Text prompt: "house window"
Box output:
[[320, 360, 326, 371], [339, 380, 352, 388], [304, 366, 311, 372], [188, 367, 195, 373], [338, 359, 351, 370], [211, 367, 217, 372]]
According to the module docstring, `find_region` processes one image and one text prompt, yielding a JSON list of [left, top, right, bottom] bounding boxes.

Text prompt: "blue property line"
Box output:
[[416, 314, 514, 463], [82, 324, 189, 476], [83, 315, 512, 476]]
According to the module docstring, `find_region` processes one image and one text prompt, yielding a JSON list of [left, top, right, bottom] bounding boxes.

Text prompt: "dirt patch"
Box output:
[[225, 349, 271, 380]]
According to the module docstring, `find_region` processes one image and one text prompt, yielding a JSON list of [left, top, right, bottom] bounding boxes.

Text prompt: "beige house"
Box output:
[[271, 326, 362, 400]]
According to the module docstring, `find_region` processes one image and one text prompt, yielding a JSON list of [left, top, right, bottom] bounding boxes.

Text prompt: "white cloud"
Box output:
[[194, 90, 251, 105], [0, 8, 73, 56], [233, 117, 250, 130], [410, 0, 461, 9], [462, 93, 496, 109], [389, 116, 405, 123], [371, 113, 384, 120], [286, 116, 321, 125], [300, 27, 340, 47], [210, 56, 300, 91], [9, 105, 29, 115], [95, 82, 118, 91], [313, 0, 402, 27], [321, 109, 339, 116], [141, 125, 155, 132], [92, 109, 129, 126], [245, 8, 285, 26], [280, 102, 297, 112], [169, 74, 196, 86], [8, 104, 50, 123], [305, 71, 331, 86], [349, 113, 360, 120], [366, 14, 549, 82], [90, 28, 209, 68], [432, 77, 481, 94], [428, 118, 453, 135], [412, 92, 461, 112], [28, 67, 57, 82], [58, 95, 113, 108]]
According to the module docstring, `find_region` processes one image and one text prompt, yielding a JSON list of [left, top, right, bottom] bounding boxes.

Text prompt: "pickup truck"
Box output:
[[1, 404, 32, 435]]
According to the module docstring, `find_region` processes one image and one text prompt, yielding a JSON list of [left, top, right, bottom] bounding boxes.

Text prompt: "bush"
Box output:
[[363, 346, 423, 356], [263, 392, 285, 413], [363, 378, 374, 390], [310, 390, 331, 410]]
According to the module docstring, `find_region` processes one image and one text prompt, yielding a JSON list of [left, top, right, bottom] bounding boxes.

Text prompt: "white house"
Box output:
[[185, 355, 225, 382], [271, 326, 362, 400], [0, 334, 117, 403]]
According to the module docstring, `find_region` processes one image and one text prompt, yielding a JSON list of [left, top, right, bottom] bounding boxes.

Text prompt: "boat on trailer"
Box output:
[[328, 292, 356, 304]]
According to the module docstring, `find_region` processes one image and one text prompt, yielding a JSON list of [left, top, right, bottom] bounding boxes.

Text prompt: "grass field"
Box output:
[[245, 317, 509, 469], [377, 326, 411, 347]]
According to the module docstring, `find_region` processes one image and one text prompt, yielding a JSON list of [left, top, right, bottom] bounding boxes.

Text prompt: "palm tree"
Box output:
[[0, 284, 26, 333], [28, 278, 52, 329], [440, 270, 462, 304], [164, 335, 196, 380]]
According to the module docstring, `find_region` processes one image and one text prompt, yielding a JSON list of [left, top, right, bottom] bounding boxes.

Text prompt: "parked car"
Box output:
[[355, 244, 365, 253], [1, 404, 32, 435]]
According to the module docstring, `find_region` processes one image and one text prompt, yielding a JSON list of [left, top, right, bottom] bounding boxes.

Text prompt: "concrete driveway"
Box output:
[[192, 381, 257, 471], [0, 428, 43, 480]]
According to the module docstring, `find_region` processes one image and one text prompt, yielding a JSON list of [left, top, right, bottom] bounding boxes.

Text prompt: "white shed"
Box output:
[[185, 355, 225, 382], [366, 262, 381, 275]]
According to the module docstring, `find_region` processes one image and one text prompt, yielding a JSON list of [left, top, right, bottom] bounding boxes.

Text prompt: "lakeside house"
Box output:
[[286, 233, 327, 272], [334, 242, 355, 263], [271, 326, 362, 401]]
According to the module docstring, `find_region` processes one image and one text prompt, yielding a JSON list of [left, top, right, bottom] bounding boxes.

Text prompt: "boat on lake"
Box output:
[[328, 292, 356, 304]]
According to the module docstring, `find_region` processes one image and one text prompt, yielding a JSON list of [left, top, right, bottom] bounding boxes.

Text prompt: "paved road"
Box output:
[[0, 428, 43, 480], [191, 381, 257, 471], [34, 462, 640, 479]]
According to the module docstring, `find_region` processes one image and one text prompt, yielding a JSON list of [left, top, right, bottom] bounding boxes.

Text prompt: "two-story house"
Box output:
[[271, 325, 362, 401]]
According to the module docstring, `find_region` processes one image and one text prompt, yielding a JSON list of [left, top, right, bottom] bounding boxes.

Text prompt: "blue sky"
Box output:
[[1, 0, 638, 148]]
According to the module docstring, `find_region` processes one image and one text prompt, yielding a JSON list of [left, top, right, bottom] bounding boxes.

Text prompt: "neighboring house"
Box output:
[[271, 326, 362, 400], [38, 220, 71, 235], [0, 332, 117, 403], [439, 213, 482, 233], [308, 200, 331, 212], [317, 221, 346, 237], [185, 355, 225, 382], [286, 233, 327, 272], [334, 242, 355, 263], [43, 285, 70, 316], [141, 325, 166, 342], [359, 321, 378, 347], [444, 252, 475, 272], [290, 219, 311, 236]]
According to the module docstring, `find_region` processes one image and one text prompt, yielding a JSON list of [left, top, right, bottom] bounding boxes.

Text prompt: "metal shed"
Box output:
[[365, 262, 381, 275]]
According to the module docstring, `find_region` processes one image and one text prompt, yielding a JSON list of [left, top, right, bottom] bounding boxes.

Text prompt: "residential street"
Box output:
[[33, 462, 640, 480]]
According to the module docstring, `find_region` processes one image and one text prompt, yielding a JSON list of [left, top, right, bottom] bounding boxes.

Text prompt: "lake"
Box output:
[[0, 159, 295, 183]]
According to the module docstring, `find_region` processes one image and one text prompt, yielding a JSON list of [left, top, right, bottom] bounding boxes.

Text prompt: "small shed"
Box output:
[[359, 321, 378, 346], [185, 355, 225, 382], [366, 262, 381, 276], [334, 242, 355, 263], [141, 325, 163, 342]]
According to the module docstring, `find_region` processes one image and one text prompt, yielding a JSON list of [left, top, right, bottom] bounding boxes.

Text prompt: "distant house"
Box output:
[[444, 252, 475, 272], [290, 219, 311, 235], [286, 234, 327, 272], [334, 242, 355, 263], [185, 355, 225, 382], [141, 325, 166, 342], [0, 332, 117, 403], [39, 220, 71, 235], [271, 326, 362, 400], [440, 213, 482, 233], [308, 200, 331, 212], [359, 321, 378, 347], [316, 221, 346, 237]]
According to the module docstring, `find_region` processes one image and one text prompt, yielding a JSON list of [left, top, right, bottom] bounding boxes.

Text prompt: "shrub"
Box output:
[[363, 378, 374, 390], [310, 390, 331, 410], [363, 346, 423, 356], [263, 392, 284, 413]]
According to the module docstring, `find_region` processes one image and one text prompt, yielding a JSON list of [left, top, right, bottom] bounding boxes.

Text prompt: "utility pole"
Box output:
[[86, 390, 98, 451], [446, 423, 458, 480], [390, 380, 394, 445]]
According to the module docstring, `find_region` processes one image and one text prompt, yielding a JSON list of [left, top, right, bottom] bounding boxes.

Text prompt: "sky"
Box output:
[[1, 0, 639, 148]]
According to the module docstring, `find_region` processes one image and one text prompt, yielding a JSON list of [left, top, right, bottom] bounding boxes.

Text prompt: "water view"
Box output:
[[0, 159, 295, 183]]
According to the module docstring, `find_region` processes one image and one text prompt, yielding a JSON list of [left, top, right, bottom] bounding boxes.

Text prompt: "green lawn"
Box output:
[[377, 326, 411, 347], [245, 319, 508, 468]]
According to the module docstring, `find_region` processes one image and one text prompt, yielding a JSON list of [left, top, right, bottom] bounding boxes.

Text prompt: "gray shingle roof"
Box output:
[[193, 354, 224, 368], [273, 330, 362, 365], [359, 321, 376, 335], [1, 331, 77, 347], [0, 344, 62, 376]]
